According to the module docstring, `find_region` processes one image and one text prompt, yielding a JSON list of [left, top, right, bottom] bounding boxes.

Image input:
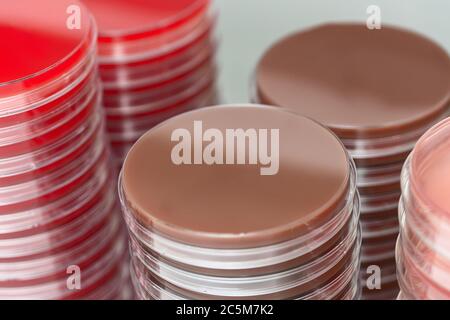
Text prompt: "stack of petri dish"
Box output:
[[397, 118, 450, 300], [253, 24, 450, 299], [82, 0, 218, 166], [0, 0, 130, 299], [120, 105, 361, 300]]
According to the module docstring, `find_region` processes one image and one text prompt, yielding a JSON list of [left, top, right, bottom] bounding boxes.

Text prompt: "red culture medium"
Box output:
[[82, 0, 218, 166], [0, 0, 131, 299]]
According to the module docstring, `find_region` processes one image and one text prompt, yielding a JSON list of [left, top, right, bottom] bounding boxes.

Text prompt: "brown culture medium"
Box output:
[[122, 105, 350, 248], [255, 24, 450, 139]]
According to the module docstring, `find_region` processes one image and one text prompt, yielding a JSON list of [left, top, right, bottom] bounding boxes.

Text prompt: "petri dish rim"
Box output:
[[254, 23, 450, 139], [0, 1, 97, 96], [83, 0, 209, 41], [121, 104, 353, 249]]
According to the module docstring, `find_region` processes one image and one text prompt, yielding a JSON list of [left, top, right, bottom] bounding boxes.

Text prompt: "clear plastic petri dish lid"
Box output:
[[111, 140, 141, 162], [101, 52, 216, 106], [0, 176, 114, 243], [106, 85, 217, 129], [84, 0, 212, 61], [99, 27, 216, 78], [332, 275, 360, 300], [131, 228, 361, 300], [358, 180, 401, 197], [103, 58, 216, 113], [361, 227, 399, 243], [363, 241, 395, 262], [0, 143, 104, 213], [0, 207, 119, 283], [400, 200, 450, 268], [360, 255, 397, 274], [61, 262, 127, 300], [0, 227, 127, 299], [0, 137, 111, 238], [339, 279, 361, 300], [399, 198, 450, 285], [360, 214, 399, 237], [0, 99, 103, 187], [361, 211, 399, 228], [104, 83, 217, 141], [107, 90, 217, 157], [85, 0, 210, 40], [360, 258, 396, 276], [83, 261, 131, 300], [139, 254, 360, 300], [106, 86, 217, 140], [0, 136, 109, 214], [361, 273, 399, 290], [399, 207, 438, 267], [129, 213, 359, 298], [359, 191, 401, 215], [357, 161, 404, 180], [0, 0, 97, 119], [401, 232, 450, 295], [131, 246, 359, 300], [361, 228, 398, 249], [105, 90, 217, 141], [0, 84, 101, 158], [360, 239, 397, 260], [356, 161, 403, 195], [108, 269, 134, 300], [108, 89, 217, 161], [0, 56, 97, 129], [360, 278, 399, 300], [396, 291, 408, 300], [403, 118, 450, 247], [0, 86, 98, 154], [104, 68, 216, 120], [59, 224, 128, 301], [399, 211, 450, 272], [0, 187, 116, 261], [101, 51, 215, 97], [0, 154, 112, 236], [396, 235, 450, 300], [339, 113, 449, 166], [108, 107, 203, 143], [97, 8, 215, 66], [302, 247, 360, 301], [395, 240, 420, 299]]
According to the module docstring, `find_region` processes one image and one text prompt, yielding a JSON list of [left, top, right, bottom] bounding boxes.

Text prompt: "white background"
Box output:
[[214, 0, 450, 102]]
